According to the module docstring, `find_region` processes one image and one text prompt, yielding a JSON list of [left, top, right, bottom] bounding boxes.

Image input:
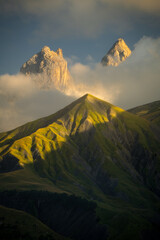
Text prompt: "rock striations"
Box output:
[[101, 38, 131, 66], [20, 46, 73, 91]]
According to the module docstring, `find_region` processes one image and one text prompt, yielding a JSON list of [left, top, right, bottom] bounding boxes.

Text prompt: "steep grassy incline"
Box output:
[[0, 96, 86, 156], [0, 94, 160, 197], [128, 100, 160, 127], [0, 94, 160, 240]]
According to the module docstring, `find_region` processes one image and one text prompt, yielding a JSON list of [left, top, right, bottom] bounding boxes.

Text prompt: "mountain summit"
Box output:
[[20, 45, 73, 91], [101, 38, 131, 66]]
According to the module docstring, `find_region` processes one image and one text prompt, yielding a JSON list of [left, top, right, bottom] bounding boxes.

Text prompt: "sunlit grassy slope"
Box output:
[[128, 100, 160, 126], [0, 94, 160, 240]]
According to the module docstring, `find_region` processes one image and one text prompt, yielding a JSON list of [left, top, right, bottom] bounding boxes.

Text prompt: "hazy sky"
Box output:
[[0, 0, 160, 131]]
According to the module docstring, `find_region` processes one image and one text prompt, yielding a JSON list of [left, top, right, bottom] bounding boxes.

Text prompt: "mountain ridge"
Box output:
[[128, 100, 160, 127], [0, 94, 116, 142]]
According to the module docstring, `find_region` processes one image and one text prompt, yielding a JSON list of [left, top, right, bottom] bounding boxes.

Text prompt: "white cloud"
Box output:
[[0, 73, 75, 132], [0, 73, 36, 100]]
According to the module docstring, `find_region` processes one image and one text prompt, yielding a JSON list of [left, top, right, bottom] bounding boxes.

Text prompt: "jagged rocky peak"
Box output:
[[20, 45, 72, 91], [40, 46, 63, 57], [101, 38, 131, 66]]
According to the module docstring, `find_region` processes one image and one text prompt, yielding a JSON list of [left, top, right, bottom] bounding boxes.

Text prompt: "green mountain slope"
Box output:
[[0, 205, 69, 240], [0, 94, 160, 240], [0, 191, 107, 240], [128, 100, 160, 127], [0, 94, 160, 196]]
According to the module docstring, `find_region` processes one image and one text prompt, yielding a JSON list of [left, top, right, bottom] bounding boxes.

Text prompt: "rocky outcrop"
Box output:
[[20, 46, 73, 91], [101, 38, 131, 66]]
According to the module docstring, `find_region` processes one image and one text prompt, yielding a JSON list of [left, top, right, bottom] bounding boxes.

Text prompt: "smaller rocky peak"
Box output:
[[101, 38, 131, 66], [113, 38, 128, 49], [116, 38, 124, 43], [56, 48, 63, 57], [114, 38, 123, 47]]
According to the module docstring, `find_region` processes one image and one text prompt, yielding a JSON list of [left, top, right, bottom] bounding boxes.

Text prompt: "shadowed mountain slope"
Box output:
[[0, 204, 69, 240], [128, 100, 160, 127], [0, 94, 160, 240], [0, 94, 160, 196]]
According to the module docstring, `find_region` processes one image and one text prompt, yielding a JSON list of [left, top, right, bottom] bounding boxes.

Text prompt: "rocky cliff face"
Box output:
[[20, 46, 73, 91], [101, 38, 131, 66]]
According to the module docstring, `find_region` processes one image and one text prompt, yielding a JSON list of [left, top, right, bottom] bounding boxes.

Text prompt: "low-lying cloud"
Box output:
[[0, 73, 75, 132]]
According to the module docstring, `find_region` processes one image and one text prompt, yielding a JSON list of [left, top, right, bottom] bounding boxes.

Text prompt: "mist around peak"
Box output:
[[0, 36, 160, 132]]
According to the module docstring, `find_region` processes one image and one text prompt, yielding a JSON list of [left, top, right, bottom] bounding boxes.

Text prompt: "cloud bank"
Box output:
[[0, 74, 75, 131], [0, 36, 160, 132]]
